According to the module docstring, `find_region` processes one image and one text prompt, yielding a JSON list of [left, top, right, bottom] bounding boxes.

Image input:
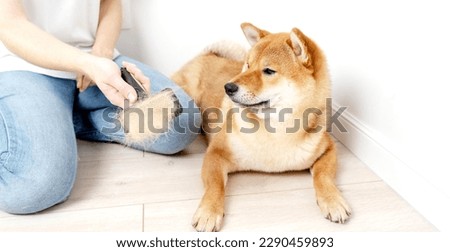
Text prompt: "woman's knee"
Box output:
[[0, 128, 77, 214], [125, 103, 201, 155], [144, 104, 202, 155], [0, 158, 77, 214]]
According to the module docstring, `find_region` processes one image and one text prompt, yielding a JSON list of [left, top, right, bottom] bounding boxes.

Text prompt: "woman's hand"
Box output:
[[82, 55, 138, 108], [76, 46, 112, 92]]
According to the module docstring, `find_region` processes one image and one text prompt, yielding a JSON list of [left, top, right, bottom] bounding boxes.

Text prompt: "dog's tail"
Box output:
[[203, 40, 247, 62]]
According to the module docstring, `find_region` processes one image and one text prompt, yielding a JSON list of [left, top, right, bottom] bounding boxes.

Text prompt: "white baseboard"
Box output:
[[331, 103, 450, 231]]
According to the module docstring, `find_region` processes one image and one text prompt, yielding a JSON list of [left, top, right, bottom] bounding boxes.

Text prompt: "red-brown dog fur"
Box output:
[[172, 23, 351, 231]]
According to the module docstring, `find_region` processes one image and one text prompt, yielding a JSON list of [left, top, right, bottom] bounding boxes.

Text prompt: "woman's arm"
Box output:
[[77, 0, 123, 91], [0, 0, 137, 107], [93, 0, 123, 59], [0, 0, 92, 73]]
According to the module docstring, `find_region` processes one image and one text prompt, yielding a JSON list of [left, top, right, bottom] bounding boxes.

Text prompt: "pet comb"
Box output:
[[120, 67, 149, 100]]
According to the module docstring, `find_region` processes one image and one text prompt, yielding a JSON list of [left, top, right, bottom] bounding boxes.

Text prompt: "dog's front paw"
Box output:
[[317, 194, 351, 224], [192, 206, 224, 232]]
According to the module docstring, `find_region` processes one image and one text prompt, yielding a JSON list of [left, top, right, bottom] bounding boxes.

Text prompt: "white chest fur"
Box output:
[[226, 126, 323, 173]]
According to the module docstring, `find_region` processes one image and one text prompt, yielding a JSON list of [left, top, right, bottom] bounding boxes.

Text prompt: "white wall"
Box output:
[[117, 0, 450, 231]]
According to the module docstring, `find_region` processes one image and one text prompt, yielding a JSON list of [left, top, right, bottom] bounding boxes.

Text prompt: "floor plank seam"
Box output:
[[142, 197, 203, 206], [141, 204, 145, 232], [222, 180, 384, 199]]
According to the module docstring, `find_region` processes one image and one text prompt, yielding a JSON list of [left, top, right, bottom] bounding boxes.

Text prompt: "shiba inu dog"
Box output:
[[172, 23, 351, 231]]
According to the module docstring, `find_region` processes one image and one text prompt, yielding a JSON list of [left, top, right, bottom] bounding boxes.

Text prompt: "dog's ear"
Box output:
[[289, 28, 310, 65], [241, 23, 270, 46]]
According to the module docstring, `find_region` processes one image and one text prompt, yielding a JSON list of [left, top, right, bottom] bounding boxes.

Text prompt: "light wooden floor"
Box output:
[[0, 136, 436, 232]]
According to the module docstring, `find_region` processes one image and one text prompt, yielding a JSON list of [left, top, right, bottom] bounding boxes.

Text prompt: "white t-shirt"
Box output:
[[0, 0, 120, 79]]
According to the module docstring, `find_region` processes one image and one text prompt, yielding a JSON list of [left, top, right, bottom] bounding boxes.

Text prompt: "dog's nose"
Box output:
[[224, 83, 239, 96]]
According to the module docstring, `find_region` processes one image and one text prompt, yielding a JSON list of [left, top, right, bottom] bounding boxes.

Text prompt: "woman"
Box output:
[[0, 0, 200, 214]]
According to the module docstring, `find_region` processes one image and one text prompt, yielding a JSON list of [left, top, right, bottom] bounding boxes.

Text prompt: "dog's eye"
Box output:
[[263, 68, 276, 75]]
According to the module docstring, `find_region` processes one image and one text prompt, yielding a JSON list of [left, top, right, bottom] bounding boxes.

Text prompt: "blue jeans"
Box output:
[[0, 55, 201, 214]]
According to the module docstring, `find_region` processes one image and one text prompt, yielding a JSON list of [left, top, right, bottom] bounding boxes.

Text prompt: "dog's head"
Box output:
[[225, 23, 329, 114]]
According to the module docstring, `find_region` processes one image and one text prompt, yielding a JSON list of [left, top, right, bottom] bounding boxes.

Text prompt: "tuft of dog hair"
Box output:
[[118, 89, 181, 145]]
